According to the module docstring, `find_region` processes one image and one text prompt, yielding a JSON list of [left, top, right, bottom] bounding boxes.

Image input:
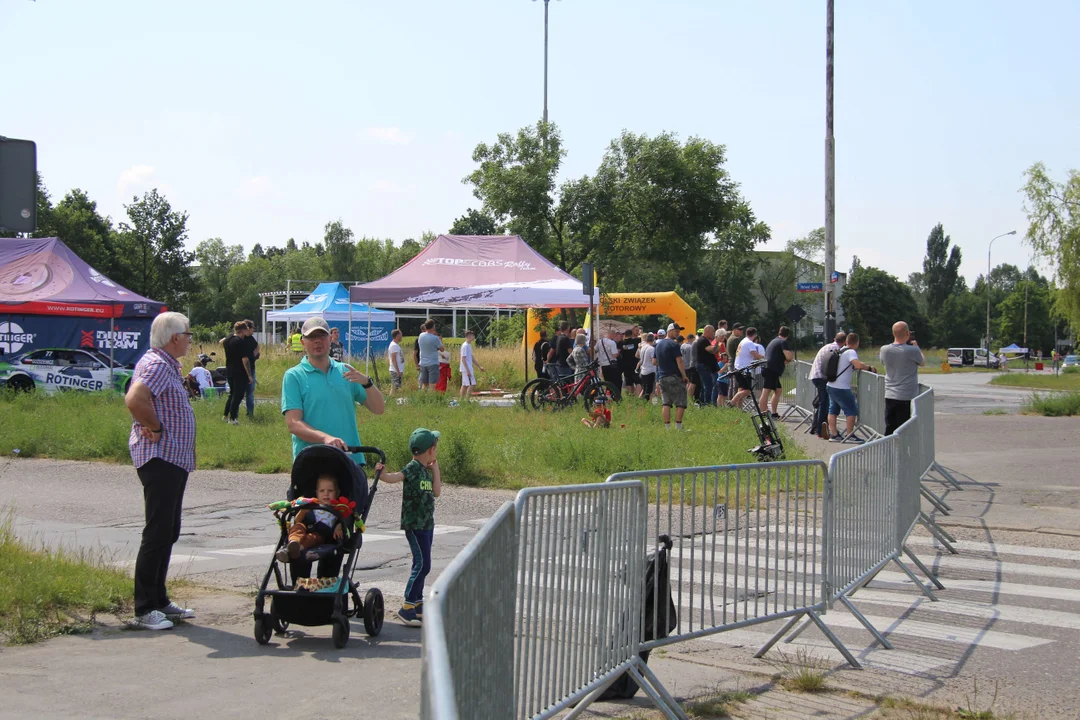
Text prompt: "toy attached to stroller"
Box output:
[[253, 444, 385, 648]]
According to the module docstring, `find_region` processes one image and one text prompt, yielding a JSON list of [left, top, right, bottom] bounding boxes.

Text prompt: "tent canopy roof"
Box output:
[[0, 237, 165, 318], [266, 282, 395, 322], [348, 234, 598, 308]]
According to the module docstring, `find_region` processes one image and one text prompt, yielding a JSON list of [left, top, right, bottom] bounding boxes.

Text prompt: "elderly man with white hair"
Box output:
[[124, 311, 197, 631]]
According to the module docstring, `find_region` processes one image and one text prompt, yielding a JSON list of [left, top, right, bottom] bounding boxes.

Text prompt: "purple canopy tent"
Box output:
[[348, 234, 598, 379], [0, 237, 166, 377]]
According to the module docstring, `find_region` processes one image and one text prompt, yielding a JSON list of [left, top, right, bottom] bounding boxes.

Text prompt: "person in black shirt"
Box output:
[[532, 329, 550, 379], [222, 321, 253, 424], [617, 329, 641, 395], [760, 326, 794, 418], [692, 326, 721, 407], [243, 319, 260, 418], [547, 321, 573, 383], [328, 327, 345, 363]]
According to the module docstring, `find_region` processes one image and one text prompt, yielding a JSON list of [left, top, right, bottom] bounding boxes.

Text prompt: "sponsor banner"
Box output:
[[0, 301, 128, 317], [0, 314, 152, 365], [330, 321, 395, 357], [421, 257, 536, 271]]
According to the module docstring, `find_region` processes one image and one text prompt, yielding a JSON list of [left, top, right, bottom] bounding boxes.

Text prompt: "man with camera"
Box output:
[[879, 321, 925, 436]]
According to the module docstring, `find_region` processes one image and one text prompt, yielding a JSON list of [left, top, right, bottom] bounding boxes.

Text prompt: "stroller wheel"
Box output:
[[269, 600, 288, 635], [363, 588, 384, 637], [254, 614, 273, 645], [332, 618, 350, 649]]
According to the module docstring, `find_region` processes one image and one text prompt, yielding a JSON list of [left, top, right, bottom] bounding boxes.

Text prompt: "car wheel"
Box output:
[[7, 375, 34, 393]]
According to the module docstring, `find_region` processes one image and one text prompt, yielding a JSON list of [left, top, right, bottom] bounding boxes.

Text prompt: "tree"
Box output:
[[907, 271, 927, 316], [996, 270, 1056, 352], [48, 189, 122, 280], [849, 255, 862, 279], [116, 189, 194, 307], [756, 252, 798, 333], [933, 288, 985, 348], [689, 202, 770, 326], [322, 219, 355, 280], [192, 238, 244, 326], [920, 223, 964, 344], [839, 267, 927, 346], [449, 208, 504, 236], [1022, 162, 1080, 331]]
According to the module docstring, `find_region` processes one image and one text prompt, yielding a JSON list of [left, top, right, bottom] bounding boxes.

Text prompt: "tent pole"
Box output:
[[109, 311, 115, 392], [366, 309, 372, 375], [453, 308, 457, 339], [348, 304, 353, 361]]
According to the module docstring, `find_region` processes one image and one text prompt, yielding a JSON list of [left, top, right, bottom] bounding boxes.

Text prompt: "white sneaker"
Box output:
[[228, 419, 239, 425], [130, 610, 174, 631], [160, 602, 195, 620]]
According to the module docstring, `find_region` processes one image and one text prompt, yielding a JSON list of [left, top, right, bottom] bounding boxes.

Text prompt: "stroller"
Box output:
[[253, 444, 385, 649]]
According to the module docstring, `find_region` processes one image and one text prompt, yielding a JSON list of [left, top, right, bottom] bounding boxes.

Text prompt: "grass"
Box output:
[[990, 373, 1080, 391], [684, 689, 754, 718], [0, 381, 806, 490], [981, 408, 1008, 416], [766, 647, 829, 693], [0, 514, 132, 644], [1022, 391, 1080, 417]]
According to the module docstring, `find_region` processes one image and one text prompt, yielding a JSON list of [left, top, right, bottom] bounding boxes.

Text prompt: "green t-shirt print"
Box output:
[[400, 460, 435, 531]]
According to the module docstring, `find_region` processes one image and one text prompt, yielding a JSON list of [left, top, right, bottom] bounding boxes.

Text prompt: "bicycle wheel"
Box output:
[[583, 381, 621, 406], [519, 378, 550, 409], [529, 380, 564, 411]]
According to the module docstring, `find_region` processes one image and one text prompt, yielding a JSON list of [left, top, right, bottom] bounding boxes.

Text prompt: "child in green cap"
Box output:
[[375, 427, 442, 626]]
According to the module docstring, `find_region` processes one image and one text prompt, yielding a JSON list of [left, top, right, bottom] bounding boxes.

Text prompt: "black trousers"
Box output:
[[884, 398, 912, 436], [812, 378, 829, 433], [224, 374, 249, 420], [134, 459, 189, 616], [601, 364, 621, 388]]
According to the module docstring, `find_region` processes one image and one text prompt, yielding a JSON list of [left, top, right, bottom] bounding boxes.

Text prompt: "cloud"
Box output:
[[117, 165, 155, 193], [368, 180, 418, 194], [363, 127, 414, 145], [240, 175, 275, 198]]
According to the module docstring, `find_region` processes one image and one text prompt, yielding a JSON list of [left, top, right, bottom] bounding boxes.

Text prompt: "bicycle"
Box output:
[[520, 361, 620, 411], [718, 359, 784, 461]]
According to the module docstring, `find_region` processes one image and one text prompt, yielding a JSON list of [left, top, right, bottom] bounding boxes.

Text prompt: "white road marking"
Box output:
[[870, 572, 1080, 603], [849, 590, 1080, 631], [904, 536, 1080, 563], [816, 612, 1053, 650]]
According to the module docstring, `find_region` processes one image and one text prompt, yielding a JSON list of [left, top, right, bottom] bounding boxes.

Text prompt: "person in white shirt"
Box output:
[[728, 327, 765, 409], [810, 332, 846, 437], [387, 329, 405, 396], [459, 330, 485, 398], [637, 333, 657, 400], [597, 329, 621, 390], [824, 332, 876, 443], [187, 354, 213, 397]]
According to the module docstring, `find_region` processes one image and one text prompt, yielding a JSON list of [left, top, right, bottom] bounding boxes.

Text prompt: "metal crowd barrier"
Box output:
[[911, 385, 960, 553], [781, 360, 815, 429], [604, 462, 863, 666], [421, 502, 517, 720], [514, 481, 684, 720], [851, 370, 887, 440]]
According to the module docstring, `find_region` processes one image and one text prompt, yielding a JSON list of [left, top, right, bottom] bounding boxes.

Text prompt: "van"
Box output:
[[947, 348, 999, 369]]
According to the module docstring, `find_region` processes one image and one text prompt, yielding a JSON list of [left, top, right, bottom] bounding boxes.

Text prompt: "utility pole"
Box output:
[[1024, 278, 1029, 371], [534, 0, 551, 124], [823, 0, 836, 340]]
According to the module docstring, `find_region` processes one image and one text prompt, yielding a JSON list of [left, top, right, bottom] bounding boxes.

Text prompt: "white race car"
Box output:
[[0, 347, 135, 394]]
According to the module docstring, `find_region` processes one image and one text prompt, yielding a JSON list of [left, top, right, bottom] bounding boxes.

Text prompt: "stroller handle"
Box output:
[[345, 446, 385, 523]]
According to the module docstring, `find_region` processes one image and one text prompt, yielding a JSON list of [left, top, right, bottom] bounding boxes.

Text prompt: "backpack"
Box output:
[[825, 347, 852, 382]]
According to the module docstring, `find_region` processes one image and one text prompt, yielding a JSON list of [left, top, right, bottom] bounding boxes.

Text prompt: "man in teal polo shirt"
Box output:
[[282, 317, 385, 464]]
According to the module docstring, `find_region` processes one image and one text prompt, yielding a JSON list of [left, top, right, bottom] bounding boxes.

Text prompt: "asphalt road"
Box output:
[[920, 371, 1034, 414]]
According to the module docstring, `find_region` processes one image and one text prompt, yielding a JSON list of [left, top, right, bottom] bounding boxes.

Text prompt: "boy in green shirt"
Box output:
[[375, 427, 442, 627]]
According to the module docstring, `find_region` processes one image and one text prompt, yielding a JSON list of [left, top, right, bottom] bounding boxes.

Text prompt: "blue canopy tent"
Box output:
[[265, 282, 396, 359]]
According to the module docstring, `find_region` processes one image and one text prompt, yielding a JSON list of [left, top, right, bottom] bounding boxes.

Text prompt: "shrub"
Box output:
[[1024, 391, 1080, 416]]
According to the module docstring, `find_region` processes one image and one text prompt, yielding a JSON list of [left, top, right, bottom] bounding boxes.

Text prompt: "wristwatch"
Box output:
[[361, 379, 374, 389], [151, 426, 164, 434]]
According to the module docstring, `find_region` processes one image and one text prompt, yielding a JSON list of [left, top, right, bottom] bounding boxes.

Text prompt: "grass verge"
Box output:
[[1022, 391, 1080, 416], [990, 373, 1080, 391], [0, 514, 131, 644], [0, 387, 807, 490]]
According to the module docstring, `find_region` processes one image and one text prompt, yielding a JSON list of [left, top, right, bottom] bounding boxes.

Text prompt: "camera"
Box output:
[[906, 331, 916, 346]]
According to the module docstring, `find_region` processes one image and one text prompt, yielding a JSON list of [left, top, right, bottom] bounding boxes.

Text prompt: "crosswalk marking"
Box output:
[[849, 590, 1080, 631], [815, 612, 1052, 650], [870, 571, 1080, 603], [904, 535, 1080, 562]]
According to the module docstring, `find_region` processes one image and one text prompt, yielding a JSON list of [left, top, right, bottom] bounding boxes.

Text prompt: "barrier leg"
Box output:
[[757, 613, 806, 654], [838, 595, 893, 649], [918, 512, 958, 554], [630, 660, 691, 720], [903, 546, 946, 590], [892, 557, 938, 601], [929, 462, 963, 491], [806, 610, 863, 669], [561, 676, 620, 720], [920, 484, 952, 514]]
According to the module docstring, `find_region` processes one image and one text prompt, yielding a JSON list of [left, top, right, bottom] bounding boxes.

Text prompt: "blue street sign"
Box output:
[[797, 282, 823, 293], [830, 271, 840, 283]]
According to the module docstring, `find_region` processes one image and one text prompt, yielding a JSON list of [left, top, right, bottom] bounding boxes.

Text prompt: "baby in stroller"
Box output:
[[275, 473, 345, 564]]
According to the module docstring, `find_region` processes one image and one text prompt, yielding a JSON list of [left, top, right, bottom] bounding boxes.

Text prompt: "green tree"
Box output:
[[192, 238, 244, 326], [997, 272, 1055, 352], [933, 288, 984, 347], [1021, 162, 1080, 331], [49, 189, 123, 280], [922, 223, 964, 311], [449, 208, 504, 236], [688, 202, 770, 326], [322, 219, 355, 280], [116, 189, 194, 306], [907, 271, 927, 316], [839, 266, 927, 346]]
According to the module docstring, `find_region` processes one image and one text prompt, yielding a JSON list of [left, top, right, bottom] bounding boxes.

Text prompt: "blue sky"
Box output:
[[4, 0, 1077, 285]]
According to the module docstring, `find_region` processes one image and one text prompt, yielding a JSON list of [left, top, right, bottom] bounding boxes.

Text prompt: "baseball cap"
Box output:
[[667, 322, 682, 332], [409, 427, 441, 454], [657, 329, 667, 337], [301, 317, 331, 337], [732, 323, 745, 331]]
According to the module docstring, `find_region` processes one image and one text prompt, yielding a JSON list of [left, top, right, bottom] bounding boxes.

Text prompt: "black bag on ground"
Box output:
[[598, 535, 677, 701]]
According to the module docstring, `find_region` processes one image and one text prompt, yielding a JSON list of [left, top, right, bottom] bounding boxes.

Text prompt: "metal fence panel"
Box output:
[[606, 461, 829, 651], [854, 370, 886, 438], [825, 434, 900, 600], [422, 502, 517, 720], [795, 360, 814, 414], [514, 481, 647, 720]]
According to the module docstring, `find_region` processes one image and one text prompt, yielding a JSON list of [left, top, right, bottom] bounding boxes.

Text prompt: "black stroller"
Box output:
[[253, 444, 385, 648]]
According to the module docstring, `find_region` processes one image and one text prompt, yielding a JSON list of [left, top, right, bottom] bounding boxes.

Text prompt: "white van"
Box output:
[[947, 347, 999, 369]]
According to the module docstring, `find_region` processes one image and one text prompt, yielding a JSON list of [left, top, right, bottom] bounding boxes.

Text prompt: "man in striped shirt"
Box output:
[[124, 312, 197, 631]]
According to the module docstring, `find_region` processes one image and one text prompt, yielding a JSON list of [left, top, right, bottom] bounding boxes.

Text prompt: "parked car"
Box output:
[[1064, 355, 1078, 368], [0, 348, 135, 394], [947, 347, 1000, 369]]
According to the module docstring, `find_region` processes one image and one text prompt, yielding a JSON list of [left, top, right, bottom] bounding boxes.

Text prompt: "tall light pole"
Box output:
[[533, 0, 553, 124], [823, 0, 836, 340], [986, 230, 1017, 351]]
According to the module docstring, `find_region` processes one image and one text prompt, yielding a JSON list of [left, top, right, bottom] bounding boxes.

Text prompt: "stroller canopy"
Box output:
[[289, 445, 368, 508]]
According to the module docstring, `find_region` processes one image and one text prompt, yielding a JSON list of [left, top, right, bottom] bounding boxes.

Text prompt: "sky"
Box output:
[[3, 0, 1078, 287]]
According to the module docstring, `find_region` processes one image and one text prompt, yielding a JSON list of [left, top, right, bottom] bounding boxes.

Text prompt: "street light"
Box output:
[[986, 230, 1017, 351], [532, 0, 559, 124]]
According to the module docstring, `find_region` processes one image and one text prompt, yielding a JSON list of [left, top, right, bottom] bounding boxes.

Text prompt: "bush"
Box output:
[[1024, 391, 1080, 416], [1063, 366, 1079, 375]]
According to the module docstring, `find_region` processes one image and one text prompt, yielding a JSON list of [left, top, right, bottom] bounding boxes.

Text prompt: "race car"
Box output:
[[0, 348, 135, 394]]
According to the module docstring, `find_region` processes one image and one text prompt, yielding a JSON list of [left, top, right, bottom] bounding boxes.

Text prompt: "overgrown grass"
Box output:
[[1022, 391, 1080, 417], [766, 647, 829, 693], [990, 373, 1080, 391], [0, 515, 132, 644], [684, 689, 753, 718], [0, 387, 806, 490]]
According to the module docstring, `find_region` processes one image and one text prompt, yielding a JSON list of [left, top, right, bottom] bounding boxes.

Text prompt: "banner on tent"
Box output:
[[333, 321, 394, 356], [0, 314, 153, 365]]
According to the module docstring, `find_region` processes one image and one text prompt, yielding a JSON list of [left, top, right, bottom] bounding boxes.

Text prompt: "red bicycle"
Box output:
[[521, 361, 620, 411]]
